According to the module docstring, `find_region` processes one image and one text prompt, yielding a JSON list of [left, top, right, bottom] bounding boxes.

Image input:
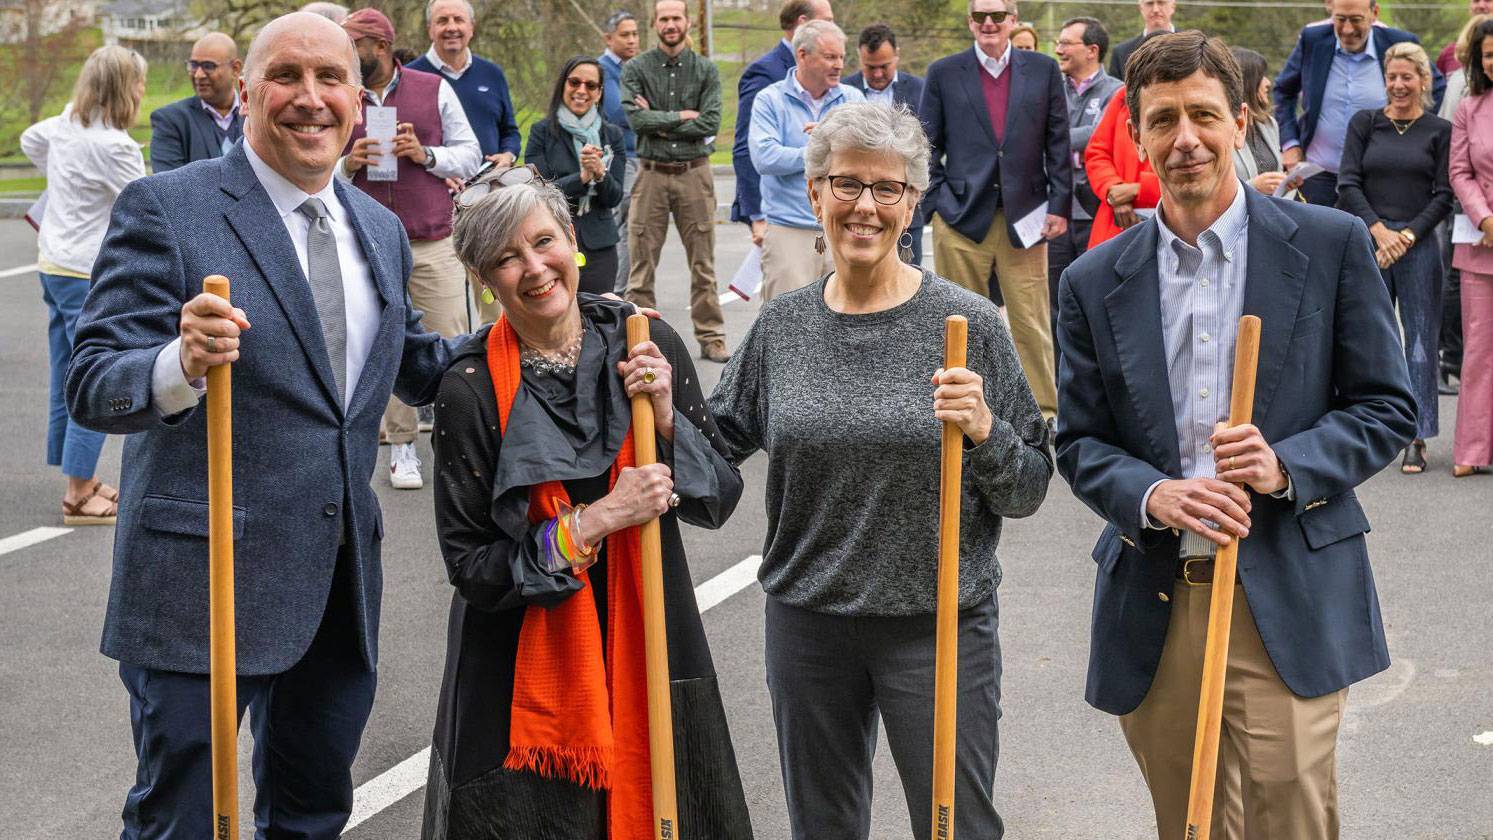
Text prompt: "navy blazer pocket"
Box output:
[[1290, 307, 1323, 341], [1297, 492, 1370, 550], [1091, 523, 1122, 574], [140, 494, 246, 540]]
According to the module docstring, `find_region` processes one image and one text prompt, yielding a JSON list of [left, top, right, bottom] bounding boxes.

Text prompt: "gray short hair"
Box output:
[[804, 102, 930, 193], [426, 0, 476, 25], [453, 181, 576, 280], [792, 19, 845, 56], [299, 1, 348, 23], [605, 10, 636, 33]]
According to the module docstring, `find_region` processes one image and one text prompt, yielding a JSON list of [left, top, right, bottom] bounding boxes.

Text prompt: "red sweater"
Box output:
[[1083, 86, 1161, 248]]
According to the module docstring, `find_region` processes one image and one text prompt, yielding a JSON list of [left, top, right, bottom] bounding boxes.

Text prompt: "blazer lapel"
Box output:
[[958, 48, 999, 148], [219, 147, 344, 412], [335, 180, 401, 421], [1240, 190, 1310, 429], [1306, 33, 1336, 134], [1001, 52, 1027, 148], [1103, 221, 1183, 474]]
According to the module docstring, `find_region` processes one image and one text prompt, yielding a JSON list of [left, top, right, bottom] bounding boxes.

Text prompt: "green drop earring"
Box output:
[[480, 286, 495, 305]]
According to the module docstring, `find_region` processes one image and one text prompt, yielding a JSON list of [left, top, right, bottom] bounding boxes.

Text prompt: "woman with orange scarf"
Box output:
[[1084, 84, 1162, 248], [420, 177, 751, 839]]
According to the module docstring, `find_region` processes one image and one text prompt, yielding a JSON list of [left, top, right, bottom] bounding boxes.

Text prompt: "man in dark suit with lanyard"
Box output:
[[843, 22, 928, 264], [149, 32, 243, 173], [68, 12, 459, 837], [730, 0, 833, 248], [1056, 32, 1415, 839]]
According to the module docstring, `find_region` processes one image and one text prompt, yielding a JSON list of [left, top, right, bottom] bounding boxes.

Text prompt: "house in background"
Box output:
[[101, 0, 207, 47], [0, 0, 98, 44]]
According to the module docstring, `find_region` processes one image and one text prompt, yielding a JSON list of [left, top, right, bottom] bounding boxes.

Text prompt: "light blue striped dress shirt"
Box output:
[[1301, 36, 1386, 174], [1140, 183, 1251, 557]]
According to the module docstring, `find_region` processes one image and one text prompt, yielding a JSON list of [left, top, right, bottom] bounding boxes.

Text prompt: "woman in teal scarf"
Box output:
[[525, 56, 627, 294]]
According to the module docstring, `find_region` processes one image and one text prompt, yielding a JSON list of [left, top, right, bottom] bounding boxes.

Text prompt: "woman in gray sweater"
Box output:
[[707, 103, 1053, 840]]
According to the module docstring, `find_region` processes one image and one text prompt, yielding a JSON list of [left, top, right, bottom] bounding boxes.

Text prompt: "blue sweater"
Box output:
[[599, 50, 637, 157], [406, 52, 521, 158]]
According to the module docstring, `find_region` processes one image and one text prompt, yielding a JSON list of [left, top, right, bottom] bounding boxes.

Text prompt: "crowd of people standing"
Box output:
[[15, 0, 1493, 838]]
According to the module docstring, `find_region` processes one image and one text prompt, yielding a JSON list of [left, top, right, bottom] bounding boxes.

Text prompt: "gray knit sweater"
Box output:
[[708, 271, 1053, 616]]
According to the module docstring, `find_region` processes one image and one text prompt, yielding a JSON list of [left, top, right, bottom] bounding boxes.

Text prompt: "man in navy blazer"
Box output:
[[1273, 0, 1443, 205], [1056, 33, 1414, 837], [730, 0, 832, 245], [149, 32, 244, 173], [843, 22, 927, 264], [67, 13, 458, 838], [921, 0, 1071, 421]]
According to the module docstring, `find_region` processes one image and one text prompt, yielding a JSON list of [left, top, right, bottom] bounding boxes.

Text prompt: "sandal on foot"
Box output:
[[1401, 441, 1426, 474], [63, 489, 117, 526], [89, 480, 119, 503]]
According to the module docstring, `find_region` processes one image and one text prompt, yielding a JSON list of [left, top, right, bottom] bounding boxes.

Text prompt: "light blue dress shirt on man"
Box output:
[[1299, 36, 1387, 173], [747, 70, 864, 229]]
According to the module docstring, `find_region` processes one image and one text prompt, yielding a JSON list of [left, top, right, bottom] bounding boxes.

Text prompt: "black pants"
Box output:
[[1441, 222, 1464, 373], [578, 245, 619, 296], [119, 555, 376, 839], [1298, 170, 1338, 207], [1048, 217, 1093, 376], [765, 594, 1004, 840]]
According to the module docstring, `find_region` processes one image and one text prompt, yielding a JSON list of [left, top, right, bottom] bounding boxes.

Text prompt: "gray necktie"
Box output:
[[295, 197, 347, 407]]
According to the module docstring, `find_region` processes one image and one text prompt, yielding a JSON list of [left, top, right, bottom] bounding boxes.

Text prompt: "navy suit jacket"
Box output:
[[148, 95, 242, 174], [67, 144, 458, 676], [921, 47, 1072, 245], [1273, 23, 1444, 153], [843, 70, 928, 228], [1054, 188, 1415, 715], [731, 39, 795, 224]]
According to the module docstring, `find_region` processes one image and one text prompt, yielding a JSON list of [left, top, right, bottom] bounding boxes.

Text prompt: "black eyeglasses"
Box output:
[[969, 10, 1011, 25], [824, 175, 910, 205], [187, 60, 222, 74], [454, 164, 544, 209], [566, 77, 601, 91]]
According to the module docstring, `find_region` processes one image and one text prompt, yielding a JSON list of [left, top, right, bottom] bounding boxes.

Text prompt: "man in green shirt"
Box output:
[[621, 0, 729, 362]]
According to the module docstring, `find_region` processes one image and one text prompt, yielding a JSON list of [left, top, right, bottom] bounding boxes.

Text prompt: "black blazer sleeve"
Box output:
[[525, 120, 586, 199], [149, 104, 188, 174]]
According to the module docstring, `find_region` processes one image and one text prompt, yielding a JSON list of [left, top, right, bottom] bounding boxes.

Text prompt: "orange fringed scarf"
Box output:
[[489, 317, 656, 840]]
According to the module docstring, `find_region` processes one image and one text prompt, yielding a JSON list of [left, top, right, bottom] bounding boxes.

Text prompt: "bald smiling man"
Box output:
[[149, 31, 244, 173]]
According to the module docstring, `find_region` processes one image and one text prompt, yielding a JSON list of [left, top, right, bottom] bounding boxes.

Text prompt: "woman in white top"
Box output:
[[21, 45, 147, 525]]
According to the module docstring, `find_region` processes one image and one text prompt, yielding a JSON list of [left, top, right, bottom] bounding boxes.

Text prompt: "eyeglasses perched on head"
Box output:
[[822, 175, 911, 206], [454, 163, 544, 209], [969, 10, 1011, 25]]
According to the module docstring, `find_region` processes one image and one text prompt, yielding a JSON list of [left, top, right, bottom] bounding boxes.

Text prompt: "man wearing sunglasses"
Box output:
[[921, 0, 1072, 425], [149, 32, 244, 173]]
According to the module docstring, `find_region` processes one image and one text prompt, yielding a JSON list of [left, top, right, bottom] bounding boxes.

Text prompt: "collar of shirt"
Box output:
[[243, 139, 344, 226], [974, 40, 1013, 80], [199, 94, 239, 127], [787, 69, 836, 112], [1155, 180, 1249, 268], [1334, 32, 1378, 60], [425, 45, 472, 79], [602, 48, 623, 67], [1068, 67, 1102, 96], [365, 65, 401, 105]]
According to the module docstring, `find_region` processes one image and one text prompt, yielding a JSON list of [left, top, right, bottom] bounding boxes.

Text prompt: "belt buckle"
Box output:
[[1180, 556, 1212, 586]]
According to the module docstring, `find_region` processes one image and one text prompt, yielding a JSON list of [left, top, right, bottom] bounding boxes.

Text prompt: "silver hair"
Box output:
[[426, 0, 477, 26], [453, 181, 576, 280], [604, 10, 637, 33], [299, 2, 348, 22], [792, 18, 845, 56], [804, 102, 931, 192], [244, 11, 361, 86]]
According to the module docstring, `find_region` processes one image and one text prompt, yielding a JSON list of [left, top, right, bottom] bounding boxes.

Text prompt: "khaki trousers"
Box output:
[[382, 236, 467, 445], [1119, 582, 1346, 840], [933, 212, 1057, 418], [624, 162, 725, 345], [761, 223, 834, 301]]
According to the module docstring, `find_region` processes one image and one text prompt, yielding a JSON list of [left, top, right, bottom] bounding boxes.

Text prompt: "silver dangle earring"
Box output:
[[814, 233, 826, 255], [898, 229, 915, 263]]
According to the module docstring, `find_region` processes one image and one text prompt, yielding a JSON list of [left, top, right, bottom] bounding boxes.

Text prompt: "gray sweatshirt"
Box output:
[[708, 271, 1053, 616]]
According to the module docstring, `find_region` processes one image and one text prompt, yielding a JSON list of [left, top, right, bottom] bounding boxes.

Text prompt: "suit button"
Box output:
[[1158, 592, 1170, 602], [323, 503, 338, 517]]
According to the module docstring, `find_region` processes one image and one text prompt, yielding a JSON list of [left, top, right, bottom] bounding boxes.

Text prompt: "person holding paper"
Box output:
[[1336, 42, 1453, 473], [710, 102, 1051, 840], [1084, 84, 1159, 247], [1449, 15, 1493, 476], [339, 8, 481, 491], [920, 0, 1072, 422]]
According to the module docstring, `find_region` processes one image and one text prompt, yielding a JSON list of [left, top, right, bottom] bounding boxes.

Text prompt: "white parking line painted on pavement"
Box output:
[[0, 263, 39, 279], [342, 552, 764, 834], [0, 527, 71, 558], [1475, 731, 1493, 746]]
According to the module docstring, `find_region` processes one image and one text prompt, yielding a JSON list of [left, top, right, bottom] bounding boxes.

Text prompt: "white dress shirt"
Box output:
[[863, 73, 899, 106], [974, 40, 1013, 81], [424, 45, 472, 80], [153, 140, 382, 415], [337, 66, 482, 181]]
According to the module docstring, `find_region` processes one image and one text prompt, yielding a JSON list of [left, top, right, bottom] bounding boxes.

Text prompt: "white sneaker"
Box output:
[[389, 442, 424, 490]]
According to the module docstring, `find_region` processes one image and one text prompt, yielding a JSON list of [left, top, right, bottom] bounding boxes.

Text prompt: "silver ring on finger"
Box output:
[[668, 493, 680, 508], [642, 367, 657, 385], [206, 335, 217, 353]]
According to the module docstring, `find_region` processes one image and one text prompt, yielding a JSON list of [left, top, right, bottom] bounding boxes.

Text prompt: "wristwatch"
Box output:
[[422, 146, 437, 171], [1399, 228, 1417, 245]]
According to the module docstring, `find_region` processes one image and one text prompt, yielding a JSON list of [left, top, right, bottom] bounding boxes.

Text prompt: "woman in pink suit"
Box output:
[[1450, 15, 1493, 477]]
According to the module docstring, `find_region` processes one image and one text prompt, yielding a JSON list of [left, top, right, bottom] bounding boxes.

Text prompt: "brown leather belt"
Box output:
[[1176, 557, 1216, 585], [640, 156, 709, 174]]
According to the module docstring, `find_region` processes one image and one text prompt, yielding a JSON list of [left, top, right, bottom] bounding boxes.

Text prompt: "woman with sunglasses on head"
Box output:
[[524, 56, 627, 295], [708, 103, 1052, 840], [420, 178, 752, 838]]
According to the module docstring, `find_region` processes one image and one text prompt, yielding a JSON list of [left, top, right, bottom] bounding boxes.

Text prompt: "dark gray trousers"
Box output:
[[765, 594, 1004, 840]]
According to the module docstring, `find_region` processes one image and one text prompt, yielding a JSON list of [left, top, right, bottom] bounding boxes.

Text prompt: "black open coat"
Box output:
[[419, 298, 753, 839]]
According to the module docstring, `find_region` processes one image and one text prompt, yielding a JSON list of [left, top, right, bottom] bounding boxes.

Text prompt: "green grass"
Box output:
[[0, 175, 46, 195]]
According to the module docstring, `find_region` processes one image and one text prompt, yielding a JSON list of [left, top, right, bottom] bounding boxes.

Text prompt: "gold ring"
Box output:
[[206, 336, 217, 353], [641, 368, 656, 384], [1228, 456, 1236, 471]]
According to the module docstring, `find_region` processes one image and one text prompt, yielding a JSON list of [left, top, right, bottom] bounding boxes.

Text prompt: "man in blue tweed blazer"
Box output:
[[66, 12, 459, 838]]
